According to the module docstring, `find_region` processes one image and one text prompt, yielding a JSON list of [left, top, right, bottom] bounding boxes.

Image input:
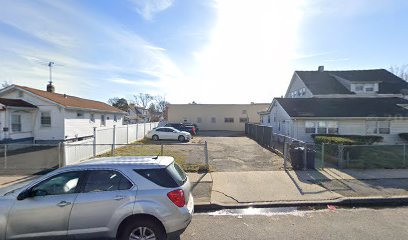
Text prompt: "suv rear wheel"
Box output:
[[119, 219, 165, 240], [152, 135, 159, 141]]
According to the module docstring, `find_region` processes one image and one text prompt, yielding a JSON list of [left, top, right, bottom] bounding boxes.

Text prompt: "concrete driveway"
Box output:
[[191, 131, 284, 172]]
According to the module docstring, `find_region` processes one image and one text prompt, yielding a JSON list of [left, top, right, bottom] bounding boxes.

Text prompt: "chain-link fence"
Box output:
[[316, 143, 408, 169], [246, 123, 408, 170], [91, 143, 209, 172], [0, 144, 62, 175]]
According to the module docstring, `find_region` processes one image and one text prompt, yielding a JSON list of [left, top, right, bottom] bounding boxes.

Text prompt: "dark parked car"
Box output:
[[165, 123, 196, 135], [183, 123, 199, 133]]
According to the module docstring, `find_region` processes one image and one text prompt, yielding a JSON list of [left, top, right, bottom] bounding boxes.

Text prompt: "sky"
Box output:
[[1, 0, 408, 104]]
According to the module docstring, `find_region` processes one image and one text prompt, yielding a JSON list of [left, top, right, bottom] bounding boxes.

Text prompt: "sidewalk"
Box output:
[[188, 169, 408, 208], [2, 169, 408, 208]]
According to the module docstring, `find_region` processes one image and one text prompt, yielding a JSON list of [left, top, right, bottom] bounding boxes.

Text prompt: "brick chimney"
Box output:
[[318, 66, 324, 72], [47, 81, 55, 93]]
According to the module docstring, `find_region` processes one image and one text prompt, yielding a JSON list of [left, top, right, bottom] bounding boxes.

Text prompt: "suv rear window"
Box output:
[[134, 163, 187, 188]]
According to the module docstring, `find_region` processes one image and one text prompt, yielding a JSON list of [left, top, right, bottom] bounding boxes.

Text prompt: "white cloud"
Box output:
[[0, 0, 184, 102], [128, 0, 175, 20], [166, 0, 305, 103]]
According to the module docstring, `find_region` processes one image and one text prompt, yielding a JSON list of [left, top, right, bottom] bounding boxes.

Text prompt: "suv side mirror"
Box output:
[[17, 189, 31, 201]]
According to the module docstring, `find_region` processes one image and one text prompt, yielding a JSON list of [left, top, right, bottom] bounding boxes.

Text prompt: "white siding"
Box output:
[[285, 73, 313, 98], [266, 101, 292, 136], [0, 90, 65, 141], [64, 110, 124, 140], [293, 119, 408, 143]]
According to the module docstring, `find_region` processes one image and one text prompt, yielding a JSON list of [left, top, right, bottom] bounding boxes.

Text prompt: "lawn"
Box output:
[[97, 139, 211, 173]]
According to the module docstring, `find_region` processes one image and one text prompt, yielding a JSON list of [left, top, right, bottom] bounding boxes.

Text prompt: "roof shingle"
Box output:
[[276, 97, 408, 118], [15, 85, 124, 113], [295, 69, 408, 95]]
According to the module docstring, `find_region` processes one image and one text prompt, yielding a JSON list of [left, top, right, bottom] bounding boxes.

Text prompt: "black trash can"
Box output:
[[306, 149, 316, 169], [289, 147, 304, 170]]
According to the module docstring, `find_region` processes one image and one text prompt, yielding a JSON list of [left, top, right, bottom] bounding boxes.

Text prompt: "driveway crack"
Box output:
[[212, 190, 240, 203]]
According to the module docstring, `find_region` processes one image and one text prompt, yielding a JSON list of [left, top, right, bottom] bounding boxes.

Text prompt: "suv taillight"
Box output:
[[167, 189, 185, 207]]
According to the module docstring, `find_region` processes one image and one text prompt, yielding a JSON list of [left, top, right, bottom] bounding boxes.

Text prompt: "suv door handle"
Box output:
[[57, 201, 71, 207], [114, 195, 125, 201]]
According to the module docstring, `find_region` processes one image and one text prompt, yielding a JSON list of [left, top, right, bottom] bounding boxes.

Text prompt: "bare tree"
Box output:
[[133, 93, 154, 109], [154, 95, 169, 113], [2, 81, 11, 88], [390, 65, 408, 81]]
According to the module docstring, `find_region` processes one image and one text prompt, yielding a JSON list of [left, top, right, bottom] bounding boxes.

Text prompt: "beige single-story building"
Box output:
[[167, 103, 269, 131]]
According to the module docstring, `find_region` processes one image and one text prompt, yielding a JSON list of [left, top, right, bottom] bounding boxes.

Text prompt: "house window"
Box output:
[[224, 118, 234, 123], [317, 121, 327, 134], [366, 121, 390, 134], [305, 121, 316, 134], [77, 112, 84, 118], [101, 115, 106, 126], [90, 113, 95, 123], [11, 114, 21, 132], [306, 121, 338, 134], [327, 121, 338, 134], [355, 84, 364, 92], [378, 121, 390, 134], [41, 112, 51, 127], [18, 91, 24, 97], [114, 114, 117, 122], [267, 116, 271, 123], [239, 118, 248, 123], [242, 110, 247, 114], [211, 117, 216, 123], [197, 117, 202, 123]]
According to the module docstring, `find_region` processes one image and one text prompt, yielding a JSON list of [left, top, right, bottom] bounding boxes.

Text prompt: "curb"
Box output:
[[194, 196, 408, 212]]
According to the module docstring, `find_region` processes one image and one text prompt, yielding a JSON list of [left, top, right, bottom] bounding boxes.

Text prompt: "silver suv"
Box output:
[[0, 156, 194, 240]]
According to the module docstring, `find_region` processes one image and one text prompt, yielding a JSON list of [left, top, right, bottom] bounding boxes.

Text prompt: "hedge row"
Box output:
[[312, 134, 383, 145], [398, 133, 408, 141]]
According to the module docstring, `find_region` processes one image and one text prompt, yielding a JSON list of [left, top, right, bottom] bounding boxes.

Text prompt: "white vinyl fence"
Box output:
[[64, 122, 158, 165]]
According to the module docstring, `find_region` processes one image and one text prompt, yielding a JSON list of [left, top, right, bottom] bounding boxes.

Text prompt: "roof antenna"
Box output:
[[152, 153, 160, 160], [48, 62, 55, 85]]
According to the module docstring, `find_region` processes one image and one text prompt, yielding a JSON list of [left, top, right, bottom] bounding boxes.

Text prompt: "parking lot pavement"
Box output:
[[191, 131, 284, 172]]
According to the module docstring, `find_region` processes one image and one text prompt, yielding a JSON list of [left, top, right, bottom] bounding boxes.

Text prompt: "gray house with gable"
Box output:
[[261, 66, 408, 143]]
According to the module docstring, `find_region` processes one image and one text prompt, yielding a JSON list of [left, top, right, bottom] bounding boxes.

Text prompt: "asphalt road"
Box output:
[[181, 207, 408, 240]]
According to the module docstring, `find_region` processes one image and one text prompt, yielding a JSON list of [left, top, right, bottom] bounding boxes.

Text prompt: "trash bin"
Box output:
[[289, 147, 304, 170], [306, 149, 316, 169]]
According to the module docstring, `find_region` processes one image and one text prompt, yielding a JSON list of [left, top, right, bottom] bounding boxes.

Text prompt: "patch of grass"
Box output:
[[96, 143, 211, 173]]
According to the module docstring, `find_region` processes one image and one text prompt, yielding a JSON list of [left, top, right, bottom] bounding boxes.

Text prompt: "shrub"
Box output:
[[312, 134, 383, 145], [398, 133, 408, 141]]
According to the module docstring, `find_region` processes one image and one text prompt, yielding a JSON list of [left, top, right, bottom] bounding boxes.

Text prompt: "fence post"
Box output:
[[204, 141, 209, 167], [161, 144, 164, 156], [93, 127, 97, 157], [284, 142, 288, 170], [112, 125, 116, 155], [262, 126, 265, 146], [58, 142, 62, 168], [144, 122, 146, 137], [136, 123, 139, 140], [303, 143, 307, 171], [338, 144, 344, 168], [321, 143, 325, 168], [4, 144, 7, 169], [126, 124, 129, 144], [150, 122, 152, 130]]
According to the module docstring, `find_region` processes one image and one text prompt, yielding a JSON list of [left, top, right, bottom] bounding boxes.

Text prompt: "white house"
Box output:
[[262, 66, 408, 143], [0, 83, 125, 143], [125, 104, 149, 124]]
